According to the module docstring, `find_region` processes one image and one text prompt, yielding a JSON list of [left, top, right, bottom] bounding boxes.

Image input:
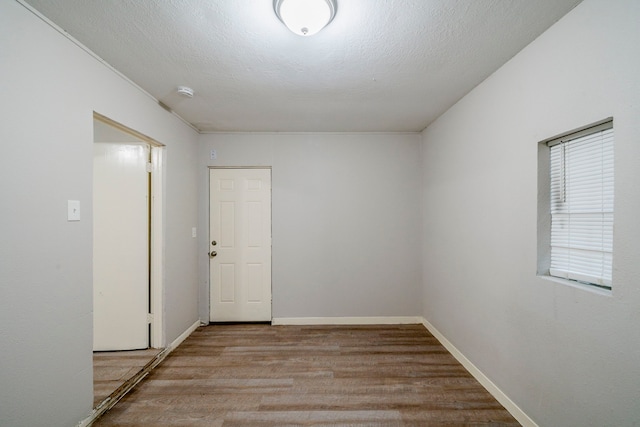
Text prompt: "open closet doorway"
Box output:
[[92, 113, 164, 405]]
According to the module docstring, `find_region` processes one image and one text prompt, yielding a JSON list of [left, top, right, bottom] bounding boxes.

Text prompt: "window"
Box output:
[[544, 120, 614, 289]]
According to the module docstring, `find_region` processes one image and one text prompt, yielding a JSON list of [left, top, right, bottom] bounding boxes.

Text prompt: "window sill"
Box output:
[[538, 274, 612, 297]]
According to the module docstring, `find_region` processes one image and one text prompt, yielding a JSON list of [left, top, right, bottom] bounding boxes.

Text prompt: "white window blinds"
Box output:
[[549, 122, 614, 288]]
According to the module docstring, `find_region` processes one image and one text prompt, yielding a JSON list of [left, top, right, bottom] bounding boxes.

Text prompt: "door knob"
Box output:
[[209, 251, 217, 258]]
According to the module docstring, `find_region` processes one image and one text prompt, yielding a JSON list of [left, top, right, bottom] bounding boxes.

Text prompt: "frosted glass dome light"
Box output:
[[274, 0, 337, 36]]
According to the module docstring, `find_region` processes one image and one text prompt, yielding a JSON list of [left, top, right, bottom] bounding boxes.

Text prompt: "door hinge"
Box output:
[[147, 313, 154, 324], [146, 162, 153, 173]]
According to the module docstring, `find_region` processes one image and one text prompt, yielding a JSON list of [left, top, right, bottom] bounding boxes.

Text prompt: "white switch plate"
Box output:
[[68, 200, 80, 221], [210, 149, 217, 160], [192, 227, 197, 238]]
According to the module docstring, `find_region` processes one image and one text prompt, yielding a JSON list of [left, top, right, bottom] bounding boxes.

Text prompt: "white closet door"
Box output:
[[93, 142, 149, 350]]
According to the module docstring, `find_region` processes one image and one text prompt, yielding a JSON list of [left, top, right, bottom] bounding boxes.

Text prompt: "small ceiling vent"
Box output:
[[177, 86, 194, 98]]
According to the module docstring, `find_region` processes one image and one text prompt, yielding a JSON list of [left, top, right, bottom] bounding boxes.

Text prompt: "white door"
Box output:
[[93, 142, 150, 350], [210, 168, 272, 322]]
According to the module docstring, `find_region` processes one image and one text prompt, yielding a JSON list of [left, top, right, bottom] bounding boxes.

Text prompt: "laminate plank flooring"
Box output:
[[94, 348, 162, 406], [94, 324, 520, 426]]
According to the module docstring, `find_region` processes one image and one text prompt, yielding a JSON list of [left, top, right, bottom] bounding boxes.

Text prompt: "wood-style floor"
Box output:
[[94, 348, 162, 406], [94, 324, 520, 426]]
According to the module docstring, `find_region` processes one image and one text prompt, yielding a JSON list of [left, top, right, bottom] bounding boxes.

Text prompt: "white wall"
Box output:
[[421, 0, 640, 425], [0, 2, 199, 426], [198, 133, 422, 321]]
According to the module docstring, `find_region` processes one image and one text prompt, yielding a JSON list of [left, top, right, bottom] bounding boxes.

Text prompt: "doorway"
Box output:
[[209, 168, 272, 322], [92, 113, 165, 406]]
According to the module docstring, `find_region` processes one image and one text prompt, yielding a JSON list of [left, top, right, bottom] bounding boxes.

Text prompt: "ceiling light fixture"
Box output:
[[274, 0, 337, 37]]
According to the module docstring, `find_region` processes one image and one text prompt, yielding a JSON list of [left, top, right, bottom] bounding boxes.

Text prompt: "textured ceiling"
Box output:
[[23, 0, 581, 132]]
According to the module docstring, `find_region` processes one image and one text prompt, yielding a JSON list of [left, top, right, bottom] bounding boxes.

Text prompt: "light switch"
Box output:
[[68, 200, 81, 221], [210, 149, 217, 160], [192, 227, 197, 238]]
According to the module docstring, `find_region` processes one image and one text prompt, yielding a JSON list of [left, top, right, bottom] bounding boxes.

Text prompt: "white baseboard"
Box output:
[[167, 320, 201, 351], [272, 316, 423, 325], [420, 317, 538, 427]]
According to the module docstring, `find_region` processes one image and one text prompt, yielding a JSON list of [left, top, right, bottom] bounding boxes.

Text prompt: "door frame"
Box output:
[[93, 112, 165, 348], [149, 145, 164, 347], [208, 166, 273, 323]]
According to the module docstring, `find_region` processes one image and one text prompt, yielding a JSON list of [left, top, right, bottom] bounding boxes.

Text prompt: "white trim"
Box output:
[[420, 317, 538, 427], [200, 131, 421, 135], [272, 316, 423, 326], [167, 320, 201, 352], [150, 146, 165, 348], [78, 320, 201, 427]]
